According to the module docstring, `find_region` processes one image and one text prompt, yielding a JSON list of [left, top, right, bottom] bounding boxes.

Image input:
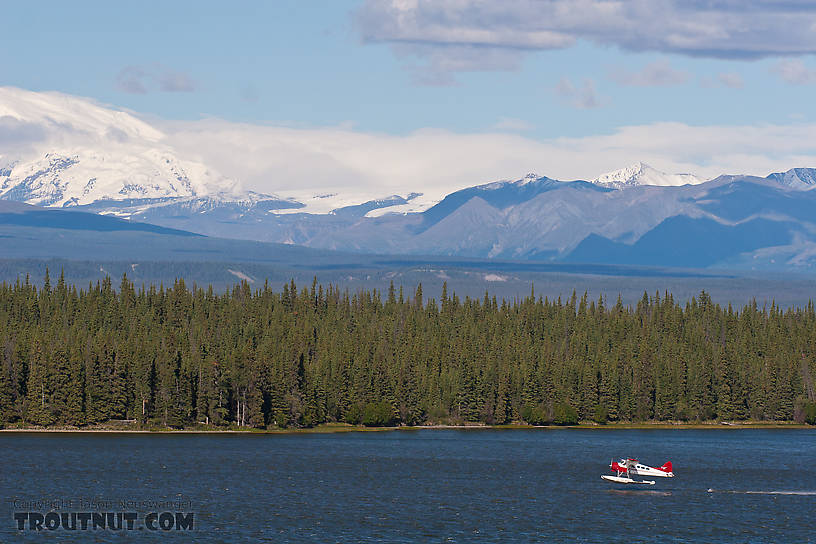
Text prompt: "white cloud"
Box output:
[[555, 77, 604, 109], [700, 71, 745, 89], [493, 117, 534, 131], [771, 59, 816, 84], [116, 66, 149, 95], [609, 60, 689, 87], [5, 87, 814, 207], [717, 72, 744, 88], [356, 0, 816, 78], [394, 43, 526, 85], [115, 64, 197, 94], [0, 116, 47, 149], [157, 71, 195, 93], [159, 118, 816, 204]]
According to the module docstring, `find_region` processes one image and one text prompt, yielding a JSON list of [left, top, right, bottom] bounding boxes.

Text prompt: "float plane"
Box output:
[[601, 458, 674, 485]]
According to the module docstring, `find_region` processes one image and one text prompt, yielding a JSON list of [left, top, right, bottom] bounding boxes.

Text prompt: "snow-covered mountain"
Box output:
[[0, 87, 429, 218], [592, 162, 705, 189], [0, 87, 246, 207], [111, 169, 816, 270], [6, 87, 816, 271], [766, 167, 816, 190]]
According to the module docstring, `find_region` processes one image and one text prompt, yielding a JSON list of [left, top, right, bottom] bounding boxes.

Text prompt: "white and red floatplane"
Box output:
[[601, 458, 674, 485]]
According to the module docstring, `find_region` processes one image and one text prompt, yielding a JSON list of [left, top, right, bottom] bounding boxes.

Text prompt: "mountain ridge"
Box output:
[[4, 87, 816, 271], [592, 161, 706, 189]]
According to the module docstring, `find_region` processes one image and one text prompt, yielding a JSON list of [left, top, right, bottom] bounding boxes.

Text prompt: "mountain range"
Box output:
[[2, 87, 816, 272]]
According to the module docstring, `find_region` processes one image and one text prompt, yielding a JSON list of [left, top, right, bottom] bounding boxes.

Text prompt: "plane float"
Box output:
[[601, 458, 674, 485]]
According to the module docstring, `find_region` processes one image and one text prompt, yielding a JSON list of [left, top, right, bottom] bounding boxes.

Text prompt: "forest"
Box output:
[[1, 270, 816, 429]]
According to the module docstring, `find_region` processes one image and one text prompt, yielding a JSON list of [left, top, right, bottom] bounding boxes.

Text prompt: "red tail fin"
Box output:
[[659, 461, 673, 473]]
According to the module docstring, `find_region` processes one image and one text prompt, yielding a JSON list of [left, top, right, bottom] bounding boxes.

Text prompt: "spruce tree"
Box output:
[[25, 336, 54, 426]]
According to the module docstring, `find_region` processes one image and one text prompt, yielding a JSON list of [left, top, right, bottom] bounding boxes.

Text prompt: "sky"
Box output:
[[3, 0, 816, 194]]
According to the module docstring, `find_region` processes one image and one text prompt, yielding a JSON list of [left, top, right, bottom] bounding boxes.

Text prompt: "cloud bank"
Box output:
[[357, 0, 816, 79], [161, 118, 816, 203], [3, 87, 814, 205]]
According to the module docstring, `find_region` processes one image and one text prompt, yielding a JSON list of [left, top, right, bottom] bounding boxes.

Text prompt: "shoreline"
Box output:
[[0, 421, 812, 434]]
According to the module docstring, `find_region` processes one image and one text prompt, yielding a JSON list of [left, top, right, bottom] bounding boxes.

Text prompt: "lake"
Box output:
[[2, 429, 815, 542]]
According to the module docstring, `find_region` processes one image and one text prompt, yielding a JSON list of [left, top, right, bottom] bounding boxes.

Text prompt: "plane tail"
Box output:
[[659, 461, 673, 474]]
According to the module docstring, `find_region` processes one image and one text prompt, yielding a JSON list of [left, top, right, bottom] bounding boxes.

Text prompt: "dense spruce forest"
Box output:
[[1, 271, 816, 429]]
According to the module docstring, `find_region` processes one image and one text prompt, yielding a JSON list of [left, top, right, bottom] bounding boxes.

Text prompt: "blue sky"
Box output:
[[5, 0, 816, 138], [3, 1, 816, 194]]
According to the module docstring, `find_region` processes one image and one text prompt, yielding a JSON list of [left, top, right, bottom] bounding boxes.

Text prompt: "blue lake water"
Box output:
[[1, 429, 815, 542]]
